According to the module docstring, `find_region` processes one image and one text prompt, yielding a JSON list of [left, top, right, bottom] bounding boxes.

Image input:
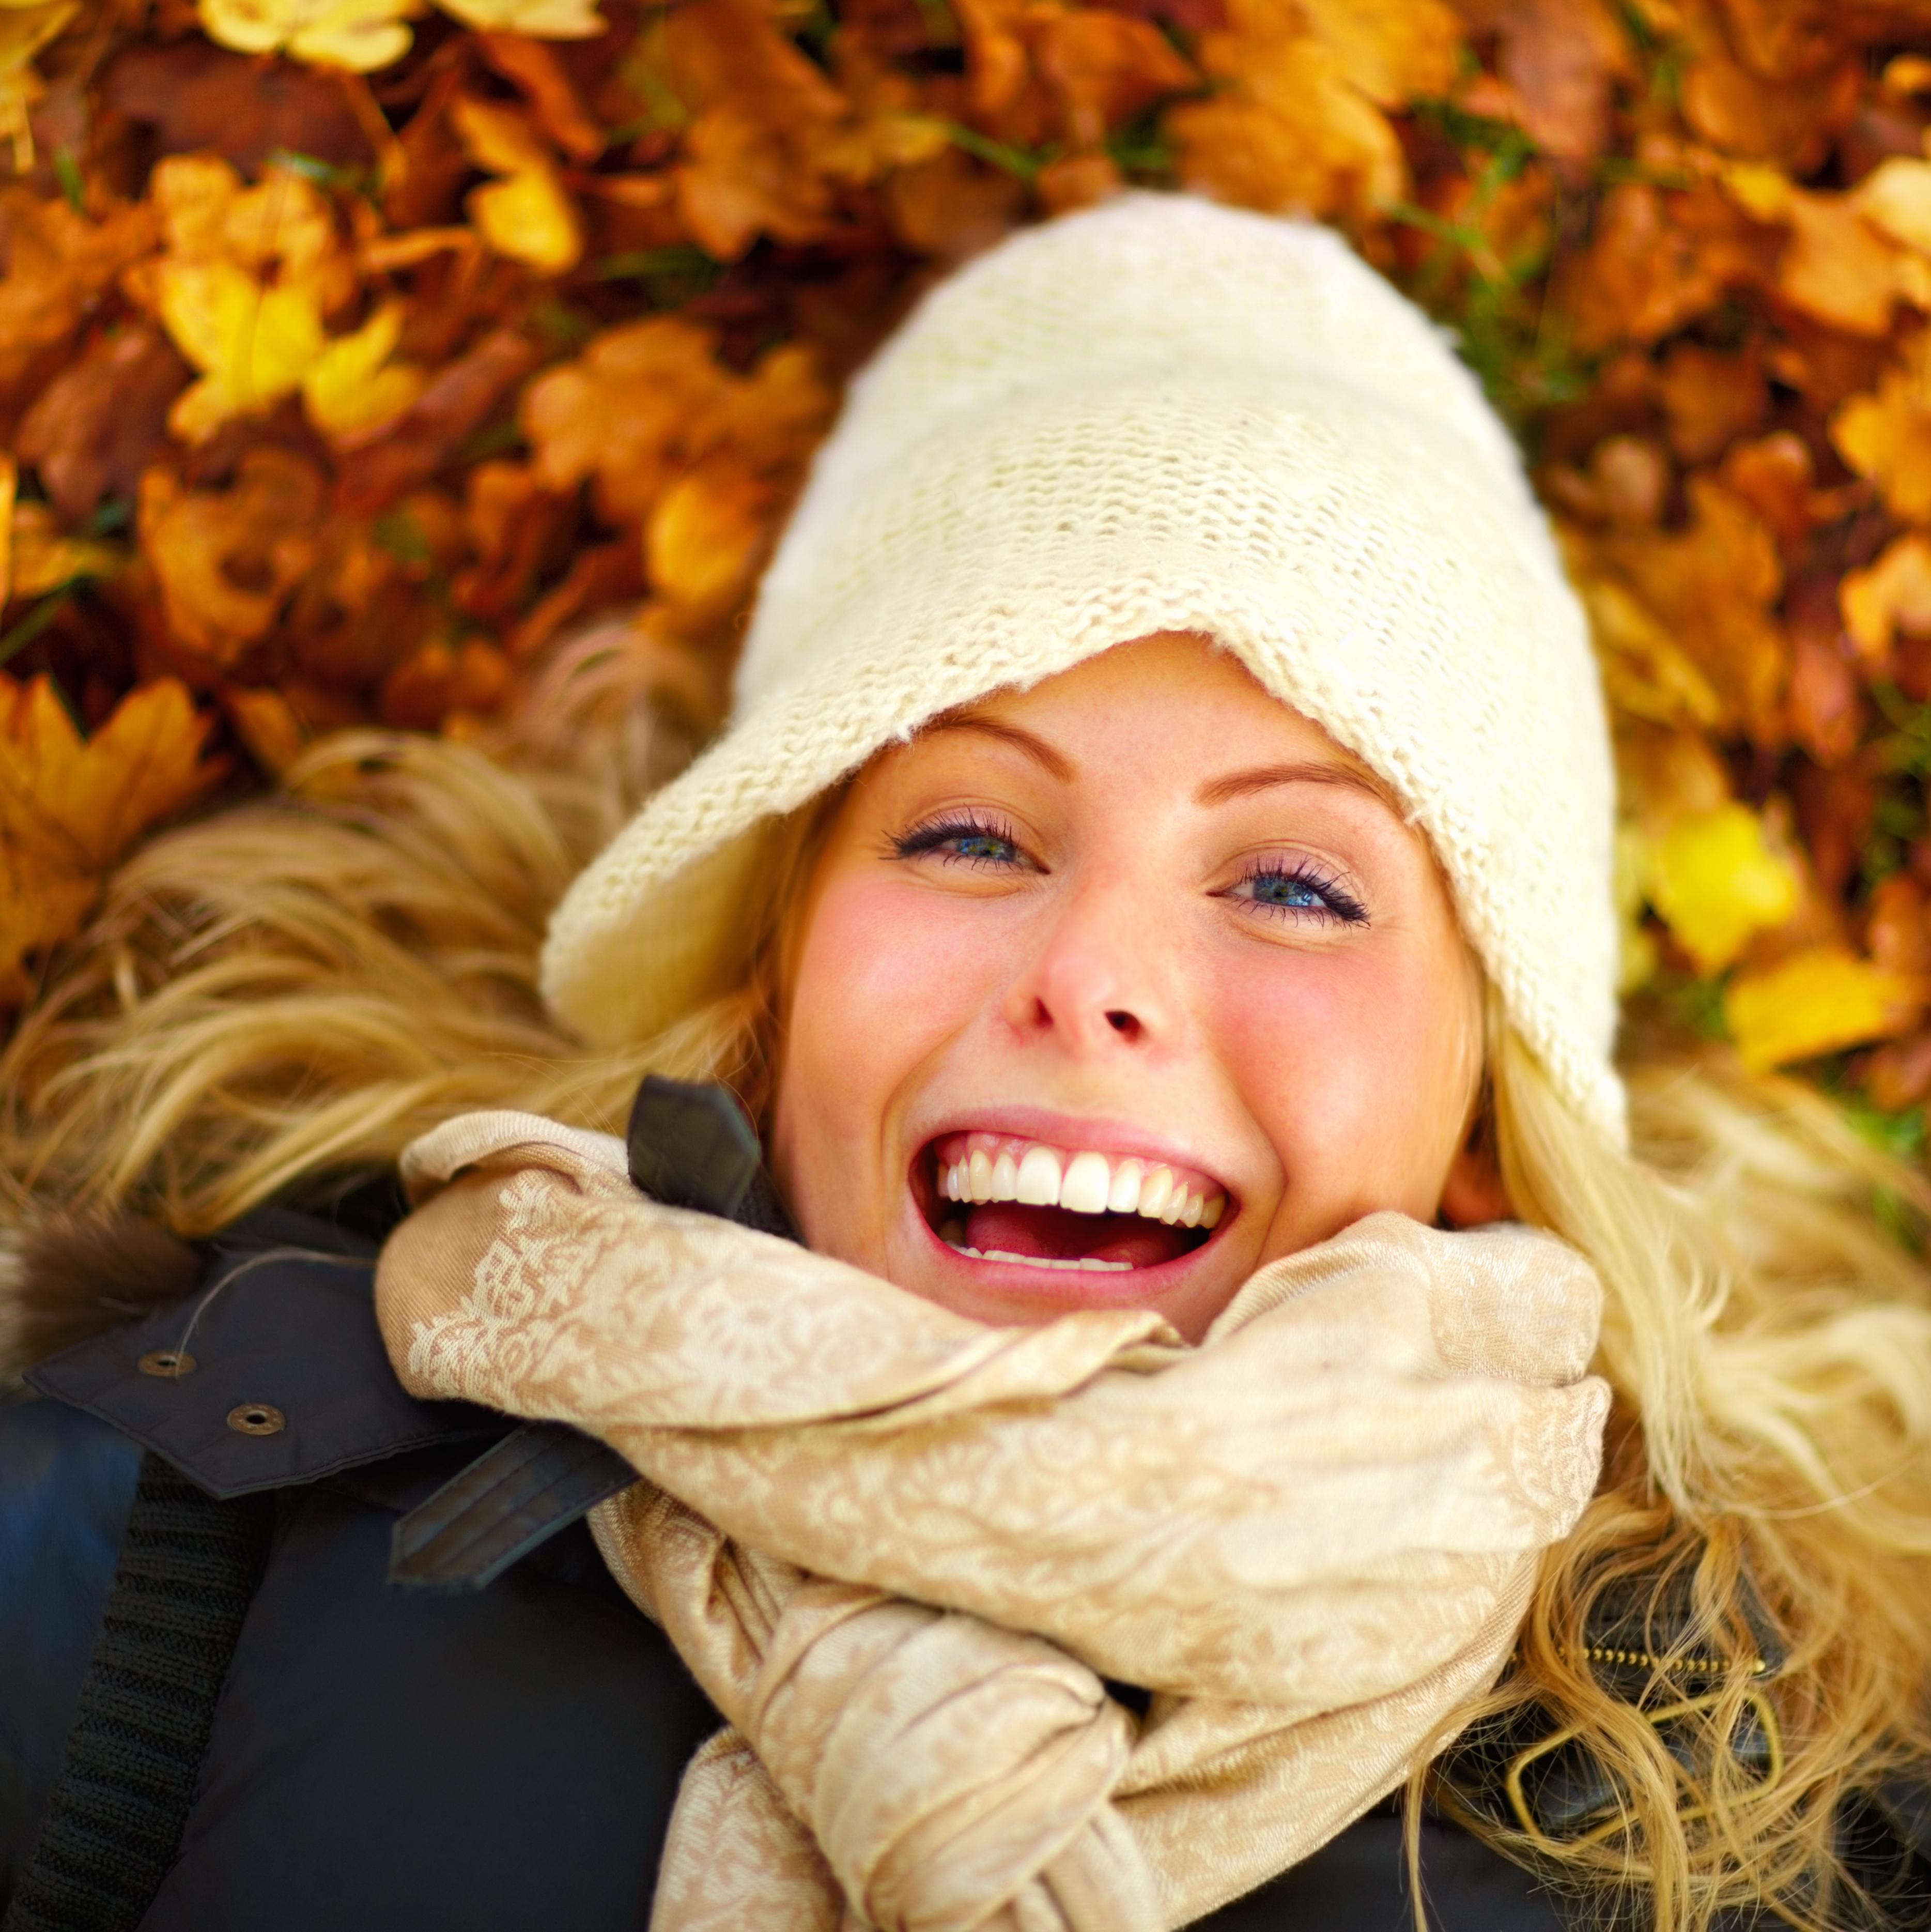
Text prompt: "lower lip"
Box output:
[[914, 1202, 1228, 1306]]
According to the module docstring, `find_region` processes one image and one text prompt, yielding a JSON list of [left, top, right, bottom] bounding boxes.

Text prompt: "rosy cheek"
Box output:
[[780, 873, 1007, 1247], [1208, 944, 1462, 1224]]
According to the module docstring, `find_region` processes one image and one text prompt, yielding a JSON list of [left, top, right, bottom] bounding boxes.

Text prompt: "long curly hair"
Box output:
[[6, 638, 1931, 1932]]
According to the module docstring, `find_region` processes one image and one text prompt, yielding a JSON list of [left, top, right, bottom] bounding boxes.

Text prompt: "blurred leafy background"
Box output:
[[8, 0, 1931, 1156]]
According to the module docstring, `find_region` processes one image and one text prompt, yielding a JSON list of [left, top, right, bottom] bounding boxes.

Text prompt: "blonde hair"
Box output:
[[6, 660, 1931, 1930]]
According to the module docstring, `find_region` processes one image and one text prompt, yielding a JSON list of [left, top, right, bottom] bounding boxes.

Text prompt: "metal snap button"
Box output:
[[227, 1403, 285, 1436], [138, 1350, 196, 1378]]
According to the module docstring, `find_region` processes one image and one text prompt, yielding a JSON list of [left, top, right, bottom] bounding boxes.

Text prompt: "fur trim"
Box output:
[[0, 1214, 202, 1378]]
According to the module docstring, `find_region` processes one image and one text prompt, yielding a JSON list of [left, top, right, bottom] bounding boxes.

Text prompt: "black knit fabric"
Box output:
[[2, 1456, 273, 1932]]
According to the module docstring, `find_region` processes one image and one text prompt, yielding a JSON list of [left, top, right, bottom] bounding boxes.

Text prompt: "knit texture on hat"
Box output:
[[540, 192, 1625, 1144]]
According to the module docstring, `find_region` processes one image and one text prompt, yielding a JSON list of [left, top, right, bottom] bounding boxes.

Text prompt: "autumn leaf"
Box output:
[[1645, 801, 1800, 975], [6, 500, 121, 600], [302, 301, 426, 441], [435, 0, 606, 33], [0, 0, 75, 171], [1724, 945, 1916, 1072], [197, 0, 423, 71], [451, 93, 584, 274], [1833, 334, 1931, 526], [1841, 535, 1931, 674], [0, 674, 223, 1004], [1171, 0, 1438, 217], [138, 450, 325, 668]]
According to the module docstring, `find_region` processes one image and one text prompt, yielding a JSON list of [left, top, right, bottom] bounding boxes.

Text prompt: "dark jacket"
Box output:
[[1, 1087, 1923, 1930]]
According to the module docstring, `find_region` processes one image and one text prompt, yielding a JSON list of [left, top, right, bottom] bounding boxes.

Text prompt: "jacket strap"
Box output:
[[2, 1455, 273, 1932]]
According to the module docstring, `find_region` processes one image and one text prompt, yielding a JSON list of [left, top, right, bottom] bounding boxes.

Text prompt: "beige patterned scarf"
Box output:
[[376, 1111, 1609, 1932]]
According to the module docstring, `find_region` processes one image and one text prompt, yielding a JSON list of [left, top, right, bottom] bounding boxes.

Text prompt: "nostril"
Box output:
[[1106, 1010, 1138, 1037]]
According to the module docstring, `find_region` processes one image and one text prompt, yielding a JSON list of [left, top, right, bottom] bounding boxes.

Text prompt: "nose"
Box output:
[[999, 872, 1183, 1059]]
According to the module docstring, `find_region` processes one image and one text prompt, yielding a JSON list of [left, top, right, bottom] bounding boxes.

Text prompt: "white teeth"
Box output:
[[934, 1139, 1228, 1238], [944, 1242, 1132, 1273], [1138, 1166, 1172, 1221], [1015, 1145, 1062, 1205], [1059, 1151, 1110, 1215]]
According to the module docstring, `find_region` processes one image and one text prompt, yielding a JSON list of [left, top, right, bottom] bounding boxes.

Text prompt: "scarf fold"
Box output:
[[376, 1110, 1609, 1931]]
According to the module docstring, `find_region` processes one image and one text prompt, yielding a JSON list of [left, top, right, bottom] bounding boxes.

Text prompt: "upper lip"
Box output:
[[909, 1104, 1236, 1202]]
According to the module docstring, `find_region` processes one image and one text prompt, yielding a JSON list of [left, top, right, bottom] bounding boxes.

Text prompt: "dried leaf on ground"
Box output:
[[0, 674, 223, 1003]]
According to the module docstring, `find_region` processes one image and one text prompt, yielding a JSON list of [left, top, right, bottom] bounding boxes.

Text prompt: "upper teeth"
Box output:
[[935, 1135, 1226, 1229]]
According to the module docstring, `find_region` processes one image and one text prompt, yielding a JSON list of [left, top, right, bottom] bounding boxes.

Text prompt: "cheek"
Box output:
[[1207, 937, 1477, 1217], [776, 873, 1007, 1219]]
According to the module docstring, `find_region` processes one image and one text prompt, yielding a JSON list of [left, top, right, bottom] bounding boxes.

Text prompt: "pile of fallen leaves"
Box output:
[[11, 0, 1931, 1140]]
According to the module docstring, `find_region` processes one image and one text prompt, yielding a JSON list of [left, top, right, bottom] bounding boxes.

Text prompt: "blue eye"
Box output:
[[893, 815, 1027, 869], [1230, 864, 1367, 925]]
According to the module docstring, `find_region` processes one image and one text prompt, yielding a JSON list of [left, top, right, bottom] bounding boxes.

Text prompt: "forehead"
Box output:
[[910, 633, 1402, 812]]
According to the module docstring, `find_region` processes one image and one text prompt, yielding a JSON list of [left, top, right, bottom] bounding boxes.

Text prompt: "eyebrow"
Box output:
[[1195, 761, 1404, 814], [916, 715, 1074, 780]]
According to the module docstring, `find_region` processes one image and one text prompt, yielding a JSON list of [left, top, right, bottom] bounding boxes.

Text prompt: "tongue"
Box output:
[[962, 1203, 1190, 1269]]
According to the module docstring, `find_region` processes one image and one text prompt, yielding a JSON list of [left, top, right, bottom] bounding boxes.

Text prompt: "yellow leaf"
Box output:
[[1724, 946, 1915, 1071], [434, 0, 605, 33], [158, 261, 327, 443], [1721, 160, 1792, 222], [1647, 802, 1799, 974], [302, 302, 424, 440], [197, 0, 422, 71], [452, 95, 585, 274], [0, 674, 222, 1004], [469, 172, 584, 274]]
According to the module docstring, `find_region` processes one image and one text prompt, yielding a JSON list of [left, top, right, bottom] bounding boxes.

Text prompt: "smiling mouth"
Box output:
[[921, 1131, 1230, 1273]]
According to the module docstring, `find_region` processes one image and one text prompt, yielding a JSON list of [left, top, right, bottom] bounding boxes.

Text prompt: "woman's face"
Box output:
[[770, 634, 1486, 1341]]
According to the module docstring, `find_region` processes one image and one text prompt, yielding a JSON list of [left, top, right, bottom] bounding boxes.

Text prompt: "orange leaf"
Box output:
[[0, 674, 222, 1004], [1033, 12, 1194, 149], [137, 451, 325, 669], [1832, 335, 1931, 525], [647, 461, 767, 619], [1842, 534, 1931, 673]]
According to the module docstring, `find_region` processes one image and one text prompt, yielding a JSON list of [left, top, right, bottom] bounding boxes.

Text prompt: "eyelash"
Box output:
[[891, 810, 1029, 871], [892, 814, 1370, 925], [1229, 857, 1369, 926]]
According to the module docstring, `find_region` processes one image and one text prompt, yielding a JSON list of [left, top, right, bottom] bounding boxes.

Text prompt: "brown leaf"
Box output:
[[16, 325, 190, 522], [1785, 573, 1861, 766], [882, 146, 1027, 259], [99, 40, 374, 177], [1451, 0, 1630, 160], [1560, 185, 1742, 352], [335, 328, 540, 515], [1657, 341, 1767, 465]]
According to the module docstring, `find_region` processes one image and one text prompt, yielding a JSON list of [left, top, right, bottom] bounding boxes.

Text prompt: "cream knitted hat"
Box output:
[[540, 192, 1625, 1144]]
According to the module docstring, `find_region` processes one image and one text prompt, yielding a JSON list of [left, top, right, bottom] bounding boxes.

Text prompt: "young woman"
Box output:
[[4, 194, 1931, 1932]]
